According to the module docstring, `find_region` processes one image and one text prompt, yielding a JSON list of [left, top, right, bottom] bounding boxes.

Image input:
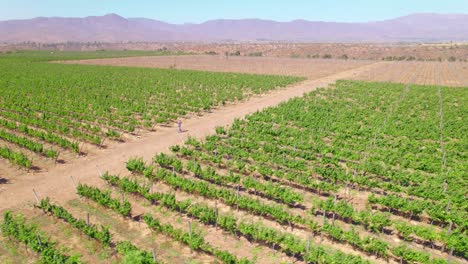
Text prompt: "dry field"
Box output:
[[351, 61, 468, 86], [64, 55, 468, 86], [8, 42, 468, 61], [62, 55, 375, 79]]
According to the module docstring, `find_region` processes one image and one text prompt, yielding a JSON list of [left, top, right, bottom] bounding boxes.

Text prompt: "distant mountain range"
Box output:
[[1, 13, 467, 43]]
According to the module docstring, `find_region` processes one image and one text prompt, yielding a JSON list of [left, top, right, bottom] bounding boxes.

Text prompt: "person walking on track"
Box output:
[[177, 120, 182, 133]]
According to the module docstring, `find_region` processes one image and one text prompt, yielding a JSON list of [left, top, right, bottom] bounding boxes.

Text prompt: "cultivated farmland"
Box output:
[[63, 55, 375, 79], [0, 52, 302, 173], [94, 80, 465, 263], [351, 61, 468, 87], [65, 55, 468, 87], [0, 51, 467, 264]]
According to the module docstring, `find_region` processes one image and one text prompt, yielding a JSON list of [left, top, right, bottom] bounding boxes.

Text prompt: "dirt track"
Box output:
[[0, 62, 382, 212], [2, 57, 467, 263]]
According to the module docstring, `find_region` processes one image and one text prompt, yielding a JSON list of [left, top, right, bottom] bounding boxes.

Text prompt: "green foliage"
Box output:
[[76, 184, 132, 217], [144, 80, 467, 262], [0, 146, 31, 168], [247, 52, 263, 57], [215, 126, 227, 135], [116, 241, 157, 264], [102, 171, 369, 263], [143, 214, 252, 264], [126, 157, 147, 174], [1, 211, 82, 263], [38, 198, 112, 245], [0, 52, 302, 167]]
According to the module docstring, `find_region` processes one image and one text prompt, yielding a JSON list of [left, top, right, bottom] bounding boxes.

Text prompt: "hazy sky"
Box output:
[[1, 0, 467, 22]]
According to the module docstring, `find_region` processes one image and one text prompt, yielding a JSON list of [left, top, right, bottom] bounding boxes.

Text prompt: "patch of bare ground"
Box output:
[[65, 198, 215, 263], [60, 55, 375, 79], [350, 61, 468, 87], [120, 186, 300, 264], [106, 170, 376, 262], [10, 42, 468, 61], [149, 166, 461, 264], [19, 207, 118, 263], [0, 235, 38, 264], [153, 140, 464, 263]]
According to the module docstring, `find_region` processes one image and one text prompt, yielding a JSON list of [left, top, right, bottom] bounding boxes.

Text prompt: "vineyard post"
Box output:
[[152, 248, 157, 263], [215, 201, 218, 229], [36, 235, 42, 247], [447, 247, 454, 263], [188, 219, 192, 253], [346, 182, 351, 199], [322, 210, 326, 225], [446, 221, 453, 240], [86, 213, 90, 226], [70, 176, 77, 189], [333, 195, 337, 224], [188, 220, 192, 238], [96, 165, 103, 177], [236, 185, 240, 212], [100, 138, 106, 148], [32, 189, 40, 204], [443, 169, 450, 193], [28, 157, 33, 173]]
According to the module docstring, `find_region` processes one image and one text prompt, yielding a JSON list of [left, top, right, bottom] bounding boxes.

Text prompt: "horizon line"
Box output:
[[2, 12, 467, 24]]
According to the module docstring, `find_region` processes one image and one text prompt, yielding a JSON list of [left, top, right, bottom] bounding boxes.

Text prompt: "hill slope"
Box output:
[[1, 13, 467, 43]]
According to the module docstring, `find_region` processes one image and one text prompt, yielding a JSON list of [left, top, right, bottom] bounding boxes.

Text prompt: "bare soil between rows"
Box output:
[[0, 62, 380, 212], [61, 55, 468, 87], [3, 58, 465, 263]]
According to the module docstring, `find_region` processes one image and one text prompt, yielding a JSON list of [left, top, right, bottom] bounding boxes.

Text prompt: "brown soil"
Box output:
[[0, 235, 38, 264], [65, 198, 215, 263], [23, 207, 119, 263], [122, 187, 300, 264], [1, 57, 465, 262], [9, 42, 468, 61], [350, 61, 468, 87], [0, 64, 381, 262], [62, 56, 468, 87], [144, 179, 385, 264], [61, 55, 375, 79], [0, 62, 381, 213]]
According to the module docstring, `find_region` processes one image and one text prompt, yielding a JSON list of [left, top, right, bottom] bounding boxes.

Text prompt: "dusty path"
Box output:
[[0, 62, 383, 212]]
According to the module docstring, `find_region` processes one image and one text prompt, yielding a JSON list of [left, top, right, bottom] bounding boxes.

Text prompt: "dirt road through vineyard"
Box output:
[[0, 62, 383, 212]]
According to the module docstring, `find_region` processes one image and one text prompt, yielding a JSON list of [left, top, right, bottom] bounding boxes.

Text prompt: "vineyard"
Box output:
[[0, 51, 302, 171], [351, 61, 468, 87], [1, 79, 466, 263]]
